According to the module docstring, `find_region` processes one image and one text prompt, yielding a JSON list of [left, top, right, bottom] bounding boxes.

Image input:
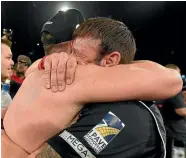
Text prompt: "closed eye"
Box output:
[[7, 54, 12, 59]]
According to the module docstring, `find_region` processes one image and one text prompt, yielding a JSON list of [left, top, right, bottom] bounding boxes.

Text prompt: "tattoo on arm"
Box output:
[[36, 144, 62, 158]]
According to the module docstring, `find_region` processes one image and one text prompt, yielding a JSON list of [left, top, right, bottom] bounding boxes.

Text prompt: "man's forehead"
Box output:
[[1, 44, 12, 56], [9, 52, 12, 56]]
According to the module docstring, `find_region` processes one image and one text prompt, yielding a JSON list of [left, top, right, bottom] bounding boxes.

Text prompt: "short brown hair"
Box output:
[[41, 33, 71, 56], [1, 39, 12, 48], [45, 42, 72, 56], [73, 17, 136, 64], [165, 64, 180, 70], [165, 64, 181, 74], [41, 32, 53, 45], [41, 32, 72, 56]]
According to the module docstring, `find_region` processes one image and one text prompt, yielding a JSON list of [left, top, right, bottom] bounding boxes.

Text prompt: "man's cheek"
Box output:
[[24, 67, 29, 71]]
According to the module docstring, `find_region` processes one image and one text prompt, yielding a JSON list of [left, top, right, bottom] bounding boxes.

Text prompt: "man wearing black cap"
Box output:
[[41, 9, 84, 47]]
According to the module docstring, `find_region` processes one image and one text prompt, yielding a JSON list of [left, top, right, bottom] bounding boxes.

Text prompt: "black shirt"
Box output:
[[9, 80, 21, 98], [160, 92, 186, 141], [48, 101, 164, 158]]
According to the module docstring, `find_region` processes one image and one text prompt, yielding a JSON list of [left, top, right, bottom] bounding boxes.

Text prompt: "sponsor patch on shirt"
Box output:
[[60, 130, 96, 158], [84, 111, 125, 154]]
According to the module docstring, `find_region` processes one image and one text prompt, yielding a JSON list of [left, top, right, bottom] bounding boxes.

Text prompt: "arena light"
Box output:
[[61, 6, 69, 12], [76, 24, 80, 29]]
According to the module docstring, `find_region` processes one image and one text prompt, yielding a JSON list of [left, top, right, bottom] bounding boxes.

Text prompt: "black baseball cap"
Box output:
[[41, 9, 85, 45]]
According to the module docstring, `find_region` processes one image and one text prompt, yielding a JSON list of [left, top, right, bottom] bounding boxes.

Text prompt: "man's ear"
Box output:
[[100, 51, 121, 67]]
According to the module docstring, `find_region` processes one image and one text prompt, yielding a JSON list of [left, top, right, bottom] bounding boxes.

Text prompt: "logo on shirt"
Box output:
[[60, 130, 96, 158], [84, 111, 125, 154]]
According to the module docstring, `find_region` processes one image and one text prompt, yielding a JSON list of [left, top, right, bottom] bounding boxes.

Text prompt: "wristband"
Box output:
[[38, 56, 47, 70]]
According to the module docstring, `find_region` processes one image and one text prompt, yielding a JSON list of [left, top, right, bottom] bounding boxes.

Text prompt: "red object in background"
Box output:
[[156, 104, 163, 109], [11, 74, 24, 84]]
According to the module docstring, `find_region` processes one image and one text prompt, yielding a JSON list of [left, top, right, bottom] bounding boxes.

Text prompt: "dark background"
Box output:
[[1, 1, 186, 73]]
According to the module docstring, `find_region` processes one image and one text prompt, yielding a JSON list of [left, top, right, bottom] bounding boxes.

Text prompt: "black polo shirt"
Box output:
[[48, 101, 164, 158]]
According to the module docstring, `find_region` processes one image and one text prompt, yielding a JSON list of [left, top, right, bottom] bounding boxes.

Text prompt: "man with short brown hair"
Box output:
[[72, 17, 136, 64]]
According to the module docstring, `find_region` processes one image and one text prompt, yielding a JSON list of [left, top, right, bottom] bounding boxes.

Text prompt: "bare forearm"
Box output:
[[131, 61, 182, 99], [2, 133, 61, 158], [73, 63, 182, 104], [2, 130, 29, 158]]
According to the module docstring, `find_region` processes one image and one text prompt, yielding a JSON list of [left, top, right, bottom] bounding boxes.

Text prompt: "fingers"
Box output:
[[66, 56, 78, 85], [51, 53, 60, 92], [43, 52, 79, 92], [43, 54, 59, 92], [57, 53, 68, 91], [43, 56, 52, 89]]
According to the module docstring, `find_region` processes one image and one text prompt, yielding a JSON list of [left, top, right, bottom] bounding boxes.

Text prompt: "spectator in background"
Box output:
[[1, 36, 14, 112], [157, 64, 186, 158], [9, 55, 31, 98], [1, 36, 14, 83], [11, 55, 31, 84]]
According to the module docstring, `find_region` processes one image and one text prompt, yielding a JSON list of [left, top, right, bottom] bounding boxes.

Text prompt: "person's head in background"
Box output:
[[165, 64, 181, 74], [41, 9, 136, 67], [1, 37, 14, 82], [16, 55, 31, 77]]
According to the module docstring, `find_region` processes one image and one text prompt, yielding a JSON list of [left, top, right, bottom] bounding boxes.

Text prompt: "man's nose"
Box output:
[[10, 59, 14, 66]]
